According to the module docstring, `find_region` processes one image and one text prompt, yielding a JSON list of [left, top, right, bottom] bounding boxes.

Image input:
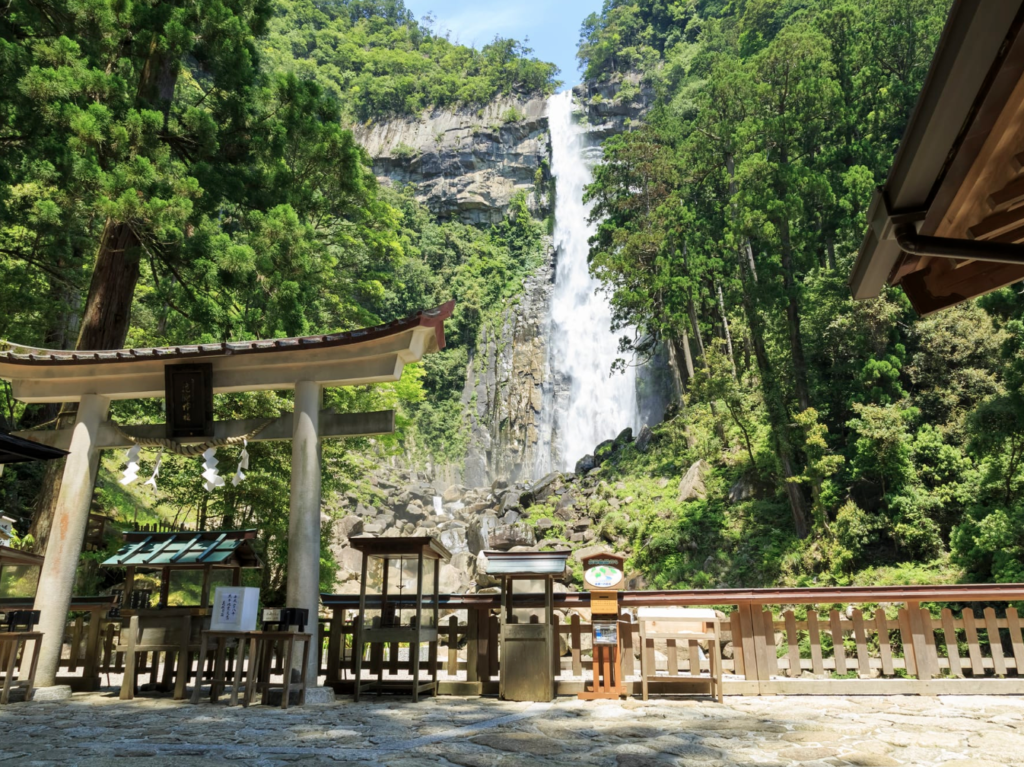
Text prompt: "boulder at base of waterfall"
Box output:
[[501, 490, 522, 512], [467, 513, 499, 554], [571, 543, 610, 563], [635, 424, 654, 453], [678, 459, 711, 502], [442, 485, 465, 503], [335, 515, 363, 538], [440, 563, 473, 594], [502, 510, 520, 526], [614, 427, 634, 444], [438, 527, 468, 555], [530, 472, 562, 502], [488, 522, 536, 551], [594, 439, 616, 461], [575, 454, 596, 474]]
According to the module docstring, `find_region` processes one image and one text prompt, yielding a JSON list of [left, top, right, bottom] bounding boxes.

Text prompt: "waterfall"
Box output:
[[537, 91, 639, 473]]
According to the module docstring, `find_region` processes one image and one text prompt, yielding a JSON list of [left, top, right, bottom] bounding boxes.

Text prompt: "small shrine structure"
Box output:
[[0, 302, 454, 690], [350, 536, 450, 702], [484, 550, 569, 702], [101, 528, 261, 700]]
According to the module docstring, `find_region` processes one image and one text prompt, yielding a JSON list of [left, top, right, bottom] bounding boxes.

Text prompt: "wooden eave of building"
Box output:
[[348, 535, 452, 562], [0, 547, 44, 568], [0, 432, 69, 464], [0, 301, 454, 403], [850, 1, 1024, 315]]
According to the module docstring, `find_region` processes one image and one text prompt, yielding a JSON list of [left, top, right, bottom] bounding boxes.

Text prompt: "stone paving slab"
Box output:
[[1, 692, 1022, 766]]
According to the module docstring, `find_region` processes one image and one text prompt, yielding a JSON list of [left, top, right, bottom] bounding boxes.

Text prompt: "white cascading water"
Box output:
[[541, 90, 639, 471]]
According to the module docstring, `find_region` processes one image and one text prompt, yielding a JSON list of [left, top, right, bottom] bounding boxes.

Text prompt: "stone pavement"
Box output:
[[0, 692, 1020, 766]]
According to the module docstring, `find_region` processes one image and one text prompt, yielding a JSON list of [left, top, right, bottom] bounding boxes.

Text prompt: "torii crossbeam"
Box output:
[[0, 301, 454, 692]]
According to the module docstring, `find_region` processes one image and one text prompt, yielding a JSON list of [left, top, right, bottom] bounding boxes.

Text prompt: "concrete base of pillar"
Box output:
[[267, 685, 336, 706], [29, 685, 73, 702]]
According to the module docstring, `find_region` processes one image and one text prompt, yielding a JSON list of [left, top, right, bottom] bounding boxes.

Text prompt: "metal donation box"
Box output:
[[484, 550, 570, 702], [579, 551, 626, 700]]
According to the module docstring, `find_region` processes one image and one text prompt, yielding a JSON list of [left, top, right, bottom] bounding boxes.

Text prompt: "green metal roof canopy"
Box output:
[[101, 529, 262, 569]]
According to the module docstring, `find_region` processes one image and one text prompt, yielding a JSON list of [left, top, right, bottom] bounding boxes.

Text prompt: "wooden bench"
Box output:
[[0, 632, 42, 704], [245, 631, 310, 709], [190, 630, 253, 706], [638, 607, 723, 703]]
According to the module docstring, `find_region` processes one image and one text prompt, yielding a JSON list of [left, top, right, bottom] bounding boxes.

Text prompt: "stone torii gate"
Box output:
[[0, 301, 453, 694]]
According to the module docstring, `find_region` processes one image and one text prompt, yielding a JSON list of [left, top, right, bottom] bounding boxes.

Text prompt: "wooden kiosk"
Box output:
[[579, 551, 626, 700], [484, 550, 570, 702], [101, 528, 261, 700], [351, 536, 450, 702]]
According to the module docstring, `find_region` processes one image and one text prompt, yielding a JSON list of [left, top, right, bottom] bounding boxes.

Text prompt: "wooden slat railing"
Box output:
[[321, 584, 1024, 696]]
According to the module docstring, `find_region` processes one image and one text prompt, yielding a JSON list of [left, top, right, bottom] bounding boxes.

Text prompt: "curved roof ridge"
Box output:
[[0, 300, 455, 366]]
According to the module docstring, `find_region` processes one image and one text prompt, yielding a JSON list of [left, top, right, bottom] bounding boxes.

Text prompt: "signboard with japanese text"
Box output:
[[165, 363, 214, 439], [210, 586, 259, 632]]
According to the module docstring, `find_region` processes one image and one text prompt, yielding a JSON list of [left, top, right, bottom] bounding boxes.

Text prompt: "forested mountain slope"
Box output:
[[0, 0, 553, 597], [569, 0, 1024, 589]]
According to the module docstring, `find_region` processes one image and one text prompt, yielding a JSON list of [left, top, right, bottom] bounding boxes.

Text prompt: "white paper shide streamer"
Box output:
[[120, 444, 142, 486], [144, 448, 164, 491], [121, 442, 248, 493], [202, 447, 225, 492], [232, 438, 249, 487]]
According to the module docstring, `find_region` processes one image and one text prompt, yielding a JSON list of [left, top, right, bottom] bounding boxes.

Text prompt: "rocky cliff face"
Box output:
[[573, 72, 655, 141], [355, 96, 551, 225], [462, 245, 556, 488]]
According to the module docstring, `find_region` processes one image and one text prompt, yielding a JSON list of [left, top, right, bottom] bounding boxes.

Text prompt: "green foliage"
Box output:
[[501, 106, 525, 123], [261, 0, 558, 122]]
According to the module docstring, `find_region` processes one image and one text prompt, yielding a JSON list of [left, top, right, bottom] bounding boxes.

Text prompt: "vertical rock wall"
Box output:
[[463, 244, 556, 487]]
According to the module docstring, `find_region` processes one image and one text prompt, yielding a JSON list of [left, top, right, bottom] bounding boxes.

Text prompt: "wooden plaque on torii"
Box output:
[[579, 551, 626, 700]]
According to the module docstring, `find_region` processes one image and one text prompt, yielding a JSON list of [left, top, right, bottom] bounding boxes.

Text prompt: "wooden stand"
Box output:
[[190, 630, 252, 706], [484, 550, 570, 702], [637, 607, 723, 703], [246, 630, 310, 709], [0, 632, 42, 704], [350, 536, 450, 702], [579, 552, 626, 700]]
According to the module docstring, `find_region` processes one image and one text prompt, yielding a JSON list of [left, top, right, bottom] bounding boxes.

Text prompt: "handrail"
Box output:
[[321, 582, 1024, 610], [0, 595, 116, 609]]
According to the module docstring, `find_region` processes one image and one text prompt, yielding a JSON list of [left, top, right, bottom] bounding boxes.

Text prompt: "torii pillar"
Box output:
[[31, 394, 109, 688], [287, 380, 322, 683]]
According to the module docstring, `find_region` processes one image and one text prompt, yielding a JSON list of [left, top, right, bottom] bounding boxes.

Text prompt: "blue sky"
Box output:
[[403, 0, 604, 89]]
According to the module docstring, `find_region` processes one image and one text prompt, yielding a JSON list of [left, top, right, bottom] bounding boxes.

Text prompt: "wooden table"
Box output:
[[0, 632, 42, 704], [245, 631, 310, 709], [190, 630, 252, 706]]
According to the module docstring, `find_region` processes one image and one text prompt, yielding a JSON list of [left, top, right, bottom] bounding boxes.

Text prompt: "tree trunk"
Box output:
[[777, 216, 811, 412], [737, 248, 809, 537], [716, 282, 738, 381], [826, 235, 837, 271], [29, 222, 144, 551]]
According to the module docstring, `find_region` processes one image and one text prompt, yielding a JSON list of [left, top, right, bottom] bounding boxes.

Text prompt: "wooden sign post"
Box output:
[[579, 551, 626, 700]]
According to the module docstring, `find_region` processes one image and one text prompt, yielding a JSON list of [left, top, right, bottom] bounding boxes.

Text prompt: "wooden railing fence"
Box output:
[[321, 584, 1024, 695]]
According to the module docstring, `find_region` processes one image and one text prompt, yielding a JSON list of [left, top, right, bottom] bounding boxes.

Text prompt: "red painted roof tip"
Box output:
[[0, 301, 455, 365]]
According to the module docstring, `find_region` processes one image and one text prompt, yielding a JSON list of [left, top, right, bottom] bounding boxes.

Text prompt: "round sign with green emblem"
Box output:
[[585, 564, 623, 589]]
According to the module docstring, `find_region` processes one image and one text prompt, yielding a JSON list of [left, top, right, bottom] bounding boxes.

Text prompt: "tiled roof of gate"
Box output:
[[0, 301, 454, 367]]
